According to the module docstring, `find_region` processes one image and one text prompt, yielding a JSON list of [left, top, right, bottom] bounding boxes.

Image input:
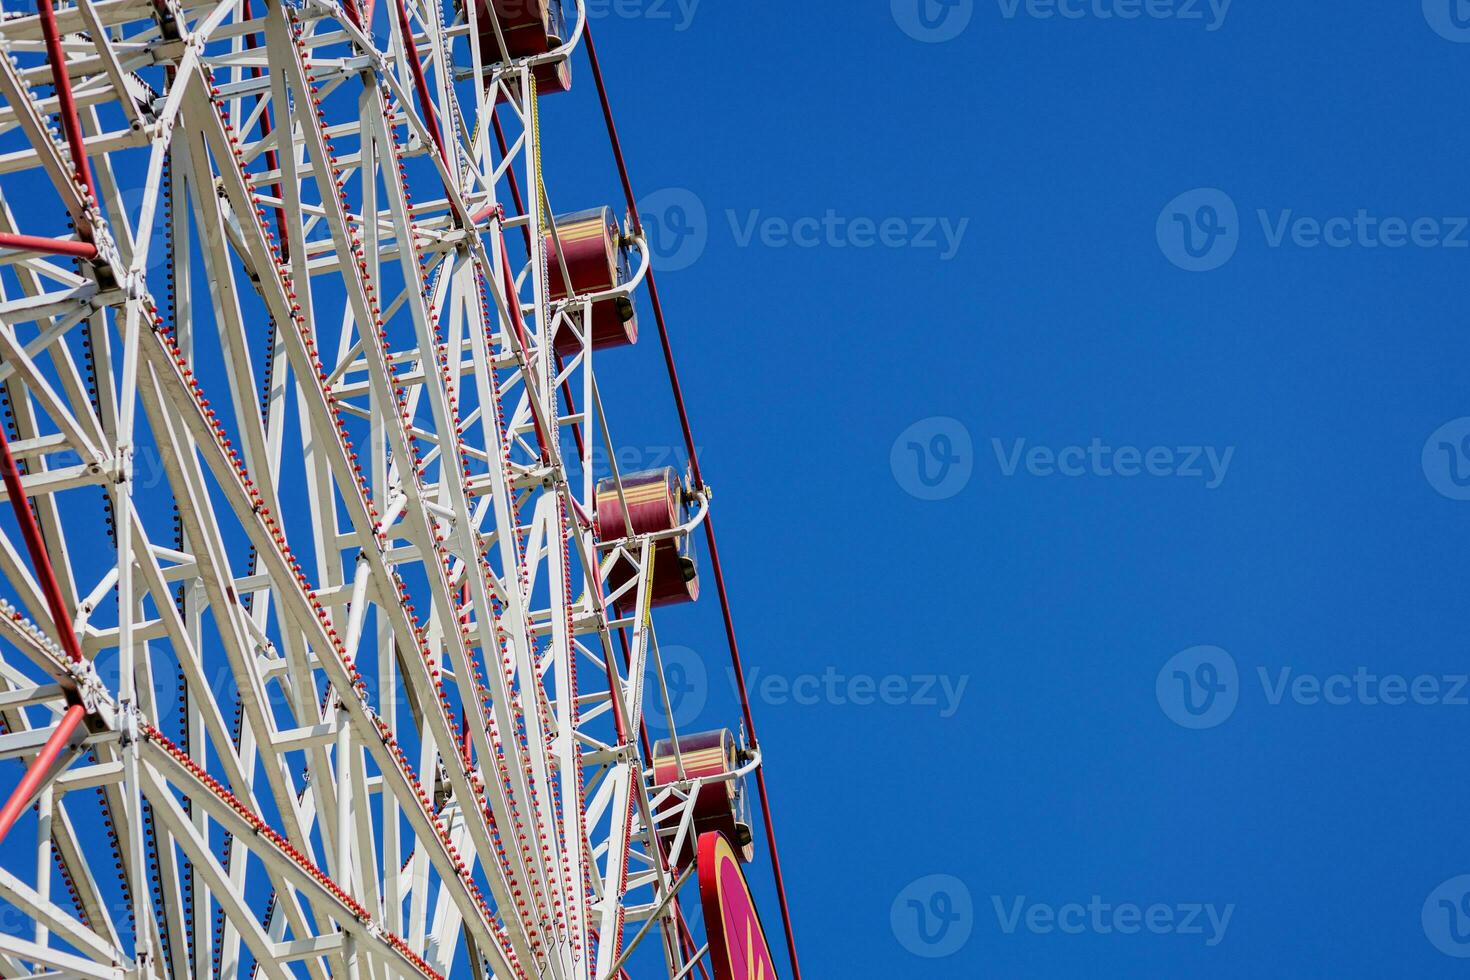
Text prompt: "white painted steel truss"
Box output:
[[0, 0, 737, 976]]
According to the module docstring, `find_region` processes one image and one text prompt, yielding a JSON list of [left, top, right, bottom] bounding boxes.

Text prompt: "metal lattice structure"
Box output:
[[0, 0, 800, 976]]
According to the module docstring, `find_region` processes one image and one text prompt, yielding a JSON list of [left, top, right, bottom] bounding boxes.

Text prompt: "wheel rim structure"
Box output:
[[0, 1, 798, 978]]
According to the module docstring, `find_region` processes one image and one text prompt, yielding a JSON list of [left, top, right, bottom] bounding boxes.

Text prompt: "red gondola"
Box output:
[[476, 0, 573, 93], [596, 467, 699, 607], [652, 730, 754, 862], [546, 206, 638, 356]]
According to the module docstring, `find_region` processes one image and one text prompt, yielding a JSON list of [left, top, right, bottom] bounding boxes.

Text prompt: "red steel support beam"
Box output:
[[582, 25, 804, 980], [489, 108, 592, 462], [393, 0, 446, 167], [0, 233, 98, 259], [239, 0, 291, 261], [0, 703, 85, 845], [0, 414, 85, 665], [36, 0, 97, 229]]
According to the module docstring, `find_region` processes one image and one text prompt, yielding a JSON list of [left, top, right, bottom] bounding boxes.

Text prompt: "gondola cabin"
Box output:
[[652, 730, 754, 863], [545, 206, 639, 356], [595, 467, 699, 607], [475, 0, 573, 93]]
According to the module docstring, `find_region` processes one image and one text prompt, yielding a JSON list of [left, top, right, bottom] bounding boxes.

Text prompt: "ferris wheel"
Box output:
[[0, 0, 801, 977]]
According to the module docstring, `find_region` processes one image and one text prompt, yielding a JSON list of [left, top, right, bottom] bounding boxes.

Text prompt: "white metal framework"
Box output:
[[0, 0, 776, 976]]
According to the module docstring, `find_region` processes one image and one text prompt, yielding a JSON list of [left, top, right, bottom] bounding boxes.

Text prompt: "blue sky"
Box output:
[[5, 1, 1470, 977], [574, 0, 1470, 976]]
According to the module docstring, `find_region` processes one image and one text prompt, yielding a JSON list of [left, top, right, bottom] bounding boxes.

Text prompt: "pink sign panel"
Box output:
[[698, 831, 779, 980]]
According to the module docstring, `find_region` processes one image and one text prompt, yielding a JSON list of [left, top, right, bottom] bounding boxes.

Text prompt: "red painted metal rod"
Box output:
[[614, 614, 712, 980], [239, 0, 291, 261], [36, 0, 97, 225], [0, 703, 85, 846], [393, 0, 446, 167], [496, 242, 553, 465], [0, 233, 98, 259], [582, 25, 803, 980], [488, 108, 593, 466], [0, 417, 85, 664]]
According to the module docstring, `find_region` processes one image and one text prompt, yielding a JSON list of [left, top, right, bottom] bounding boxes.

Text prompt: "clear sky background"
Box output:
[[572, 1, 1470, 976], [5, 2, 1470, 977]]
